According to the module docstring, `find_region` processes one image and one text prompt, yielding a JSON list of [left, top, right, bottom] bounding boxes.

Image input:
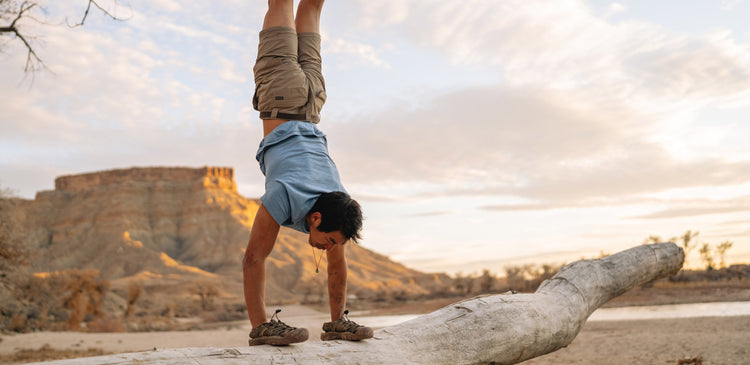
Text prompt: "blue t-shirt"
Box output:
[[256, 121, 346, 233]]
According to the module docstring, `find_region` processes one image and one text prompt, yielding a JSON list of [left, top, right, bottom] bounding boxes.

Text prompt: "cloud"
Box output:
[[4, 0, 750, 213], [0, 3, 264, 199], [327, 82, 750, 207], [350, 0, 750, 111], [325, 36, 390, 69], [320, 0, 750, 208], [405, 211, 453, 218], [631, 195, 750, 219], [152, 0, 182, 12], [353, 0, 409, 29], [608, 3, 627, 15]]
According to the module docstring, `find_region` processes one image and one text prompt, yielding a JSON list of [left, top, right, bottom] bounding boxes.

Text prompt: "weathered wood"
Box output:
[[39, 242, 684, 365]]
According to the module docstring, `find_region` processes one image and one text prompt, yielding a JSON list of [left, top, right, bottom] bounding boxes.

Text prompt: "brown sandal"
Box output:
[[321, 310, 374, 341], [249, 309, 309, 346]]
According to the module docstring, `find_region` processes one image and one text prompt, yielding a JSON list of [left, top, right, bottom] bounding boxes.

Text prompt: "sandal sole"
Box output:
[[320, 327, 374, 341], [249, 328, 309, 346]]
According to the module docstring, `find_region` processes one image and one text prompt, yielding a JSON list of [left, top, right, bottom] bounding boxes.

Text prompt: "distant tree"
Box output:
[[477, 269, 495, 293], [642, 235, 663, 245], [125, 281, 143, 318], [0, 189, 27, 270], [61, 269, 110, 330], [0, 0, 129, 72], [0, 186, 31, 317], [504, 266, 524, 292], [534, 264, 560, 288], [698, 243, 715, 270], [191, 282, 219, 311], [453, 272, 474, 295], [716, 240, 734, 269], [679, 230, 699, 257]]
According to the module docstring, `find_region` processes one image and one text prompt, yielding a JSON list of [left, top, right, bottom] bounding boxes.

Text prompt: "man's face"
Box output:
[[308, 227, 345, 251], [307, 212, 346, 250]]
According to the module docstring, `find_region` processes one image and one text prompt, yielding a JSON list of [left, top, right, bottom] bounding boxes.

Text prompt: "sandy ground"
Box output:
[[0, 306, 327, 357], [521, 315, 750, 365], [1, 305, 749, 364]]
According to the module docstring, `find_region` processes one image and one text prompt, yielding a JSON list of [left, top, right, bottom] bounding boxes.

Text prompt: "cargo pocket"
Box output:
[[311, 89, 326, 117], [257, 84, 309, 112]]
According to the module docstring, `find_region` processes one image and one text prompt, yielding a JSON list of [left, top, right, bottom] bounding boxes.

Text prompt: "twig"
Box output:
[[0, 1, 44, 72], [70, 0, 131, 27]]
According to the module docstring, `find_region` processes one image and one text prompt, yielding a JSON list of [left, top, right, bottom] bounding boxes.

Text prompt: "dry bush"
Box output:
[[2, 275, 57, 332], [61, 269, 110, 330], [125, 281, 143, 318], [9, 313, 26, 332], [87, 316, 126, 332], [3, 268, 111, 332], [190, 281, 219, 311], [505, 263, 563, 292], [677, 356, 703, 365]]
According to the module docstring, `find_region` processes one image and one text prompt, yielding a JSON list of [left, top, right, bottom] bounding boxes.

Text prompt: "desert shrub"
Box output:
[[87, 316, 127, 332], [60, 269, 110, 330], [190, 281, 219, 311], [2, 268, 111, 332], [9, 314, 27, 332], [677, 356, 703, 365], [504, 263, 563, 292], [125, 281, 143, 318]]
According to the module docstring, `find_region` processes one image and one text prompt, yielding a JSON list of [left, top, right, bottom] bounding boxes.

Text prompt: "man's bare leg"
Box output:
[[295, 0, 324, 34], [263, 0, 294, 30], [261, 0, 296, 134]]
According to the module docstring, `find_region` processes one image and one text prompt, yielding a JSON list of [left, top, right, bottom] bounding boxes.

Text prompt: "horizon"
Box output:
[[7, 164, 748, 276], [2, 1, 749, 275]]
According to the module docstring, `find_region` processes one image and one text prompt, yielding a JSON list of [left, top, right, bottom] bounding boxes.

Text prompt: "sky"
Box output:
[[1, 0, 749, 275]]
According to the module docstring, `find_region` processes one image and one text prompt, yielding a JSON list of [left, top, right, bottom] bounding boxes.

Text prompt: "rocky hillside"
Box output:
[[3, 167, 447, 310]]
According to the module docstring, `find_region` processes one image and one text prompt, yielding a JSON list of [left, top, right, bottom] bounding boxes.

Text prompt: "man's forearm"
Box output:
[[327, 245, 347, 321], [243, 204, 281, 328]]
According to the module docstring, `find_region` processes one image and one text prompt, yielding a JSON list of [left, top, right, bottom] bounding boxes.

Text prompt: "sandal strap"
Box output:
[[251, 309, 298, 338], [324, 310, 365, 333]]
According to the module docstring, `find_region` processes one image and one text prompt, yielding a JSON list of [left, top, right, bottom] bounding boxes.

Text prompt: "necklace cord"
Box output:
[[311, 245, 324, 273]]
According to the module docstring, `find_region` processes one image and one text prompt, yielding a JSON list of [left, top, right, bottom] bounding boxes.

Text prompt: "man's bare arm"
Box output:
[[326, 243, 347, 321], [243, 204, 281, 327]]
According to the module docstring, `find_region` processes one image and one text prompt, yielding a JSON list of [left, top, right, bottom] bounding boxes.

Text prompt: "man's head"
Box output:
[[306, 191, 362, 249]]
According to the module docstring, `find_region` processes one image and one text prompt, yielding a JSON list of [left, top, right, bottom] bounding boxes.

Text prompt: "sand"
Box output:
[[522, 315, 750, 365], [1, 306, 749, 364]]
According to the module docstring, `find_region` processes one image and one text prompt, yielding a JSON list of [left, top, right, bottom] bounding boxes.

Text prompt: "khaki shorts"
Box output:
[[253, 26, 326, 124]]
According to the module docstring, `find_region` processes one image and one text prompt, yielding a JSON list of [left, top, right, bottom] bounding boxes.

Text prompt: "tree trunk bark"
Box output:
[[44, 242, 684, 365]]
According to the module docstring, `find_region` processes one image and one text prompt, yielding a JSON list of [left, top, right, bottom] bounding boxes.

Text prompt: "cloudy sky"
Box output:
[[2, 0, 749, 274]]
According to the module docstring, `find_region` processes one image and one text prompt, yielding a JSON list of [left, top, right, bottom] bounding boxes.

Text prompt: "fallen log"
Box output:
[[40, 242, 684, 365]]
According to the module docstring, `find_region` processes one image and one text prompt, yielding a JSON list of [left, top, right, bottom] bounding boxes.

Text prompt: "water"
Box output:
[[355, 301, 750, 327], [588, 301, 750, 321]]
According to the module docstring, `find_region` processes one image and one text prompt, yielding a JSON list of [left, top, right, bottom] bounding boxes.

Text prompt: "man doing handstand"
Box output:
[[243, 0, 373, 346]]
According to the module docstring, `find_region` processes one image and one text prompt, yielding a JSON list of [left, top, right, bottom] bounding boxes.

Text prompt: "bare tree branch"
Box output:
[[0, 1, 44, 72], [69, 0, 131, 28], [0, 0, 131, 73]]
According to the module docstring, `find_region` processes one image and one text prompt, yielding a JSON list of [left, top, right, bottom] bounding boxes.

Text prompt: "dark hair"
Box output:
[[308, 191, 363, 243]]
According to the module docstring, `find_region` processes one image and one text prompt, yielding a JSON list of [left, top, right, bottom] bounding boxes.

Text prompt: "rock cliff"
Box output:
[[6, 166, 444, 309]]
